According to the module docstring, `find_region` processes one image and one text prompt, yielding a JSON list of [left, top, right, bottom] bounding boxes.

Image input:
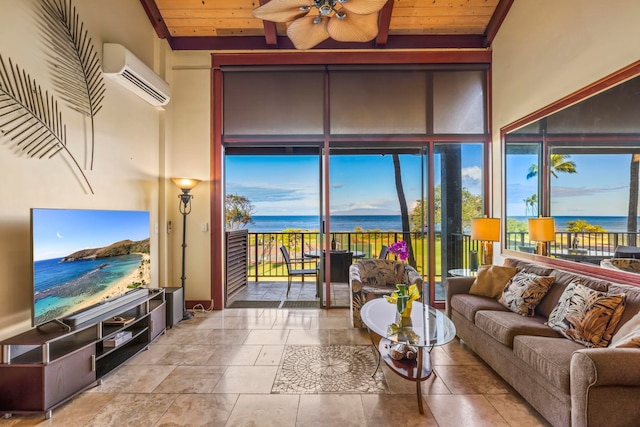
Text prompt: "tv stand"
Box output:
[[36, 319, 72, 333], [0, 289, 165, 419]]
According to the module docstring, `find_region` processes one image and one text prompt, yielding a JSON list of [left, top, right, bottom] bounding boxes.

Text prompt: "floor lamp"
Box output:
[[172, 177, 201, 320], [471, 217, 501, 266]]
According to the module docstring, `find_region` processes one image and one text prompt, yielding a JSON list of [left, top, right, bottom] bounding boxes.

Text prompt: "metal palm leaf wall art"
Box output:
[[37, 0, 105, 170], [0, 55, 93, 194]]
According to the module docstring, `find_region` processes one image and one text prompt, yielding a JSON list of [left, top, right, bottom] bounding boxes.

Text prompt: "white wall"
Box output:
[[491, 0, 640, 262], [164, 51, 212, 303], [0, 0, 165, 340]]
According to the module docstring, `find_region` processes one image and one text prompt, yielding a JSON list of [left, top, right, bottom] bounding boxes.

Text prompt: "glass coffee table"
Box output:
[[360, 298, 456, 414]]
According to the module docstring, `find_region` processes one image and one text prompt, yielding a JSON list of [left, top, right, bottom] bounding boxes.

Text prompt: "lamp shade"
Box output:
[[528, 217, 555, 242], [171, 178, 201, 191], [471, 217, 500, 241]]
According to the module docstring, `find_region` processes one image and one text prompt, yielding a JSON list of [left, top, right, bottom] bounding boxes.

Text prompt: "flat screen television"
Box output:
[[31, 208, 151, 327]]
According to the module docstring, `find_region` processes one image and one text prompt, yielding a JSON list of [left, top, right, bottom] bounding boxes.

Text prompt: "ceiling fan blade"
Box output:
[[327, 12, 379, 43], [252, 0, 312, 23], [287, 15, 331, 49], [338, 0, 388, 15]]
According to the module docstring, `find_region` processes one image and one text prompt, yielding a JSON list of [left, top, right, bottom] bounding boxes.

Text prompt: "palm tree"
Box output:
[[526, 153, 577, 179], [392, 153, 416, 266], [628, 153, 640, 246], [523, 193, 538, 216]]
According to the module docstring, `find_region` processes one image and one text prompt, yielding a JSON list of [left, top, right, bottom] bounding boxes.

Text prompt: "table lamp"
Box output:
[[528, 216, 555, 256], [471, 217, 500, 266]]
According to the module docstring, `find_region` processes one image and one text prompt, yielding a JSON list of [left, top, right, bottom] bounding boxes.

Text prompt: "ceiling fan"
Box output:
[[252, 0, 388, 50]]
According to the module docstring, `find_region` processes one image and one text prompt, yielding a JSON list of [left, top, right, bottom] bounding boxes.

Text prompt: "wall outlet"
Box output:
[[154, 223, 159, 233], [167, 220, 172, 234], [201, 222, 209, 232]]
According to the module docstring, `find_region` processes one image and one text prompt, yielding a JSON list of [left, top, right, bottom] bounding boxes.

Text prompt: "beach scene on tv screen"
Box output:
[[32, 209, 150, 326]]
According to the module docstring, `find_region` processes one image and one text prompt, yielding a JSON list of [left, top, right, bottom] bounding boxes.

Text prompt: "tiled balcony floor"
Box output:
[[228, 280, 351, 308], [0, 308, 550, 426]]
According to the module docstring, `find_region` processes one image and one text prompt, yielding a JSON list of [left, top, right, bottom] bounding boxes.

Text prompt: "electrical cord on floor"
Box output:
[[190, 299, 215, 313]]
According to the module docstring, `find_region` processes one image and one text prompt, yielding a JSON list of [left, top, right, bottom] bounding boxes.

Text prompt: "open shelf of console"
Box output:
[[0, 289, 166, 419]]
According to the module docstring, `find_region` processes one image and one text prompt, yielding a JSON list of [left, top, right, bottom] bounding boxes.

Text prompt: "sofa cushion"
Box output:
[[607, 283, 640, 334], [513, 335, 584, 394], [536, 270, 610, 318], [503, 258, 554, 276], [469, 265, 518, 298], [611, 329, 640, 348], [450, 294, 508, 323], [474, 310, 562, 347], [498, 271, 555, 316], [547, 281, 626, 348], [610, 310, 640, 348], [355, 259, 406, 288]]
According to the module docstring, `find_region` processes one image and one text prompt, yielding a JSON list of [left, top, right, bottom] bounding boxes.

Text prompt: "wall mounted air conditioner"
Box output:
[[102, 43, 170, 107]]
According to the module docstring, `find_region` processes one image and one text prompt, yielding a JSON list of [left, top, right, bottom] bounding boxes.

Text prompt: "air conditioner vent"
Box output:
[[102, 43, 170, 107]]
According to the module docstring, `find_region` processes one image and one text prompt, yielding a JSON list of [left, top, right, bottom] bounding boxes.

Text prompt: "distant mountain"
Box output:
[[331, 208, 399, 216], [61, 238, 150, 262]]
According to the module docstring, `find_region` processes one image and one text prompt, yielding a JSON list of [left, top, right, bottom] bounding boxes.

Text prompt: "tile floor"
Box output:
[[229, 280, 351, 308], [0, 283, 551, 427]]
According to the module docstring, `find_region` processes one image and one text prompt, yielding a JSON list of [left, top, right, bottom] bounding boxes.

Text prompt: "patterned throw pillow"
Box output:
[[469, 265, 518, 299], [610, 330, 640, 348], [546, 281, 626, 348], [609, 310, 640, 348], [498, 271, 555, 316]]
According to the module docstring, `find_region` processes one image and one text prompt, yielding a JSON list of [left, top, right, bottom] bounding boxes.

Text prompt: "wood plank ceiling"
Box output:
[[140, 0, 513, 50]]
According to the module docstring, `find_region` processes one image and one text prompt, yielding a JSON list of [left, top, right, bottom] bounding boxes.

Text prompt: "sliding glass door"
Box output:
[[326, 148, 425, 307]]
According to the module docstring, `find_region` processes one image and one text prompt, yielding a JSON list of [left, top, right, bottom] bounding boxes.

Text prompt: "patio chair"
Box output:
[[349, 259, 423, 328], [378, 245, 389, 259], [280, 246, 318, 297]]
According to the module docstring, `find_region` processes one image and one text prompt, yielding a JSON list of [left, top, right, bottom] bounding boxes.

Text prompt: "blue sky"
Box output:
[[506, 153, 633, 216], [226, 146, 484, 216], [32, 209, 150, 261]]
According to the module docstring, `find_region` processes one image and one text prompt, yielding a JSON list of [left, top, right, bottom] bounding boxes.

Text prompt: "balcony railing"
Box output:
[[247, 231, 478, 281], [506, 231, 639, 264], [246, 230, 639, 281]]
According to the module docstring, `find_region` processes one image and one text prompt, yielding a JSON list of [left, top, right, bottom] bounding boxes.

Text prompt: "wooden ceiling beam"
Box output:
[[211, 50, 491, 69], [484, 0, 514, 47], [375, 0, 394, 47], [258, 0, 279, 47], [171, 34, 486, 51], [139, 0, 173, 41]]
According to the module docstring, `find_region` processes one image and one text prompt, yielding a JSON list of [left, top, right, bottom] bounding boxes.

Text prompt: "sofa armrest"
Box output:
[[443, 277, 475, 318], [571, 348, 640, 426]]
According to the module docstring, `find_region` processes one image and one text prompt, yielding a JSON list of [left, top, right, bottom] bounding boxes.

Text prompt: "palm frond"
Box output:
[[0, 55, 93, 194], [37, 0, 105, 170]]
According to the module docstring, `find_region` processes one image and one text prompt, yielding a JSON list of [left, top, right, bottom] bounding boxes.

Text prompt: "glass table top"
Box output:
[[360, 299, 456, 348]]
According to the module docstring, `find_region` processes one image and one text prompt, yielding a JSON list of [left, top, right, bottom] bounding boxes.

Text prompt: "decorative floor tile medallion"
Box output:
[[272, 345, 388, 393]]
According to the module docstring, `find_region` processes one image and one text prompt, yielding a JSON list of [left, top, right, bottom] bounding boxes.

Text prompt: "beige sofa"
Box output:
[[445, 258, 640, 427]]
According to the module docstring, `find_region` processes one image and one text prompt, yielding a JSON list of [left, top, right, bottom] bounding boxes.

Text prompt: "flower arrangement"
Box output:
[[388, 240, 408, 262], [384, 284, 420, 318], [385, 284, 421, 349]]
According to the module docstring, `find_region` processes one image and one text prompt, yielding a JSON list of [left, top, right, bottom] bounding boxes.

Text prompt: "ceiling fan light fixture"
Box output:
[[318, 4, 333, 16], [253, 0, 387, 49]]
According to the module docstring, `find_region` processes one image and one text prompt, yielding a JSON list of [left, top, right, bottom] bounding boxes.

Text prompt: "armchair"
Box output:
[[348, 259, 423, 328]]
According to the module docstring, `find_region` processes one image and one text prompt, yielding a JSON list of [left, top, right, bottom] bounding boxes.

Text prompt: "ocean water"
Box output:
[[248, 215, 403, 232], [33, 254, 143, 325], [247, 215, 640, 233]]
